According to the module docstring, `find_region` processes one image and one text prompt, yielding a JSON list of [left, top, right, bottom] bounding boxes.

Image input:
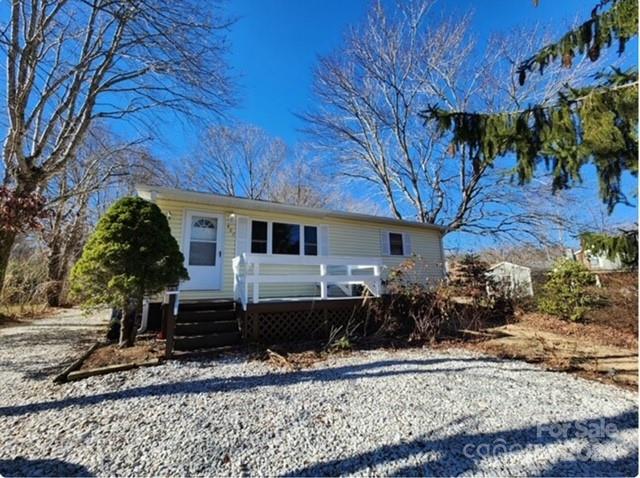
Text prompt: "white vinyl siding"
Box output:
[[154, 197, 445, 301], [235, 216, 250, 255]]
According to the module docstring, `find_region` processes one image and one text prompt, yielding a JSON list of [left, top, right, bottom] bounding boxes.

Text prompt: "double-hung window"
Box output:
[[250, 220, 268, 254], [304, 226, 318, 256], [389, 232, 404, 256], [383, 231, 411, 256]]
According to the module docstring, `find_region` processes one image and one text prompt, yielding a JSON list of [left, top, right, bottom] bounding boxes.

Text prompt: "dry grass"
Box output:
[[517, 311, 637, 351], [0, 303, 51, 326], [437, 272, 638, 389], [584, 272, 638, 335]]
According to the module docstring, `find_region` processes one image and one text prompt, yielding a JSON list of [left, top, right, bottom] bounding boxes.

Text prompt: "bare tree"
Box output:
[[185, 127, 359, 209], [41, 125, 164, 306], [302, 0, 595, 241], [0, 0, 233, 290], [184, 124, 286, 200], [268, 147, 349, 209]]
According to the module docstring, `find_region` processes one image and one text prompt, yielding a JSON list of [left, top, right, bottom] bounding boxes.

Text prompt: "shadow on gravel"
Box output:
[[0, 324, 100, 380], [0, 329, 98, 348], [0, 457, 93, 477], [0, 357, 539, 416], [283, 410, 639, 477]]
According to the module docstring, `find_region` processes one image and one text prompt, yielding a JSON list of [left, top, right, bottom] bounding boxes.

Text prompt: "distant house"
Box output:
[[487, 261, 534, 297], [573, 248, 623, 272], [136, 185, 446, 348]]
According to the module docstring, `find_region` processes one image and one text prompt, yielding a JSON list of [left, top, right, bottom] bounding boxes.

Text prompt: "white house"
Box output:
[[137, 184, 446, 305], [135, 185, 447, 348], [573, 248, 623, 272]]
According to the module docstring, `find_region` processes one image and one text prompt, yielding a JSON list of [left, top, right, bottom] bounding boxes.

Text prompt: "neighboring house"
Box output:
[[136, 185, 446, 347], [487, 261, 534, 297], [573, 248, 623, 272]]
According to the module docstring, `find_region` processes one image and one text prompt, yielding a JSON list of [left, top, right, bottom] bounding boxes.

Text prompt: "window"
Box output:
[[304, 226, 318, 256], [251, 220, 268, 253], [389, 232, 404, 256], [247, 220, 320, 256], [272, 222, 300, 255], [189, 217, 217, 266]]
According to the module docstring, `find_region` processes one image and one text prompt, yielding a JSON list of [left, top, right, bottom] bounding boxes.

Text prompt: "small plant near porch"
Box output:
[[70, 197, 188, 347]]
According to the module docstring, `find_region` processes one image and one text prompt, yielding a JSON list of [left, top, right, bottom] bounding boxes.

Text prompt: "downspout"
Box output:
[[137, 298, 150, 334], [439, 228, 448, 282]]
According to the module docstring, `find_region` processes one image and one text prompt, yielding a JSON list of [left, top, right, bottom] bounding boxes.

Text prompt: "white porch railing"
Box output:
[[232, 253, 383, 310]]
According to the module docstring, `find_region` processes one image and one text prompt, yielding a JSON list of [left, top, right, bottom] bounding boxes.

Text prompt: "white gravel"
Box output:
[[0, 310, 638, 477]]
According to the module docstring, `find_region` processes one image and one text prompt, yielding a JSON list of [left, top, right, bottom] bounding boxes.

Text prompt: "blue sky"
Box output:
[[223, 0, 592, 145], [0, 0, 636, 251], [160, 0, 608, 152], [211, 0, 637, 251]]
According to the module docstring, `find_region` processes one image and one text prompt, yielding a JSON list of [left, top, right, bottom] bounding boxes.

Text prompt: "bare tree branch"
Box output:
[[302, 0, 596, 243], [0, 0, 234, 289]]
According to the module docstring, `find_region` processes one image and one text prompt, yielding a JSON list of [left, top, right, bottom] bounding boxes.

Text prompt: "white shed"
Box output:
[[488, 261, 534, 297]]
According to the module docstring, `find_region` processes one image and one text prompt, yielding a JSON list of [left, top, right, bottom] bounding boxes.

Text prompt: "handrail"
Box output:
[[232, 253, 382, 310], [241, 253, 382, 267]]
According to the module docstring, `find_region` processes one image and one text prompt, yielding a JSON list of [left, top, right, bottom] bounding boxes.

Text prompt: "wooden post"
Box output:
[[165, 292, 177, 359]]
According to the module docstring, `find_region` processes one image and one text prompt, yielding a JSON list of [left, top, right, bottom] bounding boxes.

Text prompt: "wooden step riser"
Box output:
[[175, 320, 238, 336], [179, 301, 236, 312], [177, 310, 237, 323], [174, 332, 241, 350]]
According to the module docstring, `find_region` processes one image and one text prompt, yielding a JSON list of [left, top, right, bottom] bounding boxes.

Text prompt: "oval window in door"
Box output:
[[189, 217, 217, 266]]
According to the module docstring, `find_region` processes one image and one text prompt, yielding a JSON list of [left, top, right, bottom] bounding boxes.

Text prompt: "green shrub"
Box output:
[[70, 197, 188, 346], [537, 259, 599, 321]]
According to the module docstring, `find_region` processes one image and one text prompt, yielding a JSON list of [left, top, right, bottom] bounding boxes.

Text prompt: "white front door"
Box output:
[[182, 212, 224, 290]]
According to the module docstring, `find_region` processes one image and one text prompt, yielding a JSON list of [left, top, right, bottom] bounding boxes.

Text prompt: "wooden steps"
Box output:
[[173, 301, 241, 351], [175, 320, 237, 336], [178, 309, 236, 323]]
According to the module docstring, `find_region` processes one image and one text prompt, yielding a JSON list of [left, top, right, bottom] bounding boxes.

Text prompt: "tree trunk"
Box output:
[[46, 235, 64, 307], [119, 302, 139, 347], [0, 230, 18, 295]]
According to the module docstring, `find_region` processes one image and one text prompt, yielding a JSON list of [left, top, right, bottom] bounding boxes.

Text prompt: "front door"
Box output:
[[182, 212, 223, 290]]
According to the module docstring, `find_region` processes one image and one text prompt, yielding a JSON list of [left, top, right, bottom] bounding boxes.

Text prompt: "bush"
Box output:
[[0, 239, 51, 317], [537, 259, 600, 322], [371, 258, 513, 343], [70, 197, 188, 346], [1, 252, 48, 306], [448, 253, 494, 299]]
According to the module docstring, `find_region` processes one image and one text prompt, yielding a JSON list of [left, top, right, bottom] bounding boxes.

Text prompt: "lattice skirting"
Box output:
[[239, 299, 378, 344]]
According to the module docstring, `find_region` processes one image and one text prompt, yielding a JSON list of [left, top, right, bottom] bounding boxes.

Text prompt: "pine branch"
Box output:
[[424, 69, 638, 117], [580, 229, 638, 267], [420, 69, 638, 212], [517, 0, 638, 84]]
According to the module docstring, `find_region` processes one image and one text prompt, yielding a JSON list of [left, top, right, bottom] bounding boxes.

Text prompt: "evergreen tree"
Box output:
[[421, 0, 638, 212], [70, 197, 188, 347]]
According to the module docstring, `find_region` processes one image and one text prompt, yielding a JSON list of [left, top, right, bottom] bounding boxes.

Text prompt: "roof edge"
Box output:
[[135, 184, 447, 233]]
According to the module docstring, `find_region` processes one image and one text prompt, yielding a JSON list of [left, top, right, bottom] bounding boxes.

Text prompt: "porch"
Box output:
[[161, 254, 384, 353]]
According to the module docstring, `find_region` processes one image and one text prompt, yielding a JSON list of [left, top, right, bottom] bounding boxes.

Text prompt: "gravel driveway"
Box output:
[[1, 311, 638, 477]]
